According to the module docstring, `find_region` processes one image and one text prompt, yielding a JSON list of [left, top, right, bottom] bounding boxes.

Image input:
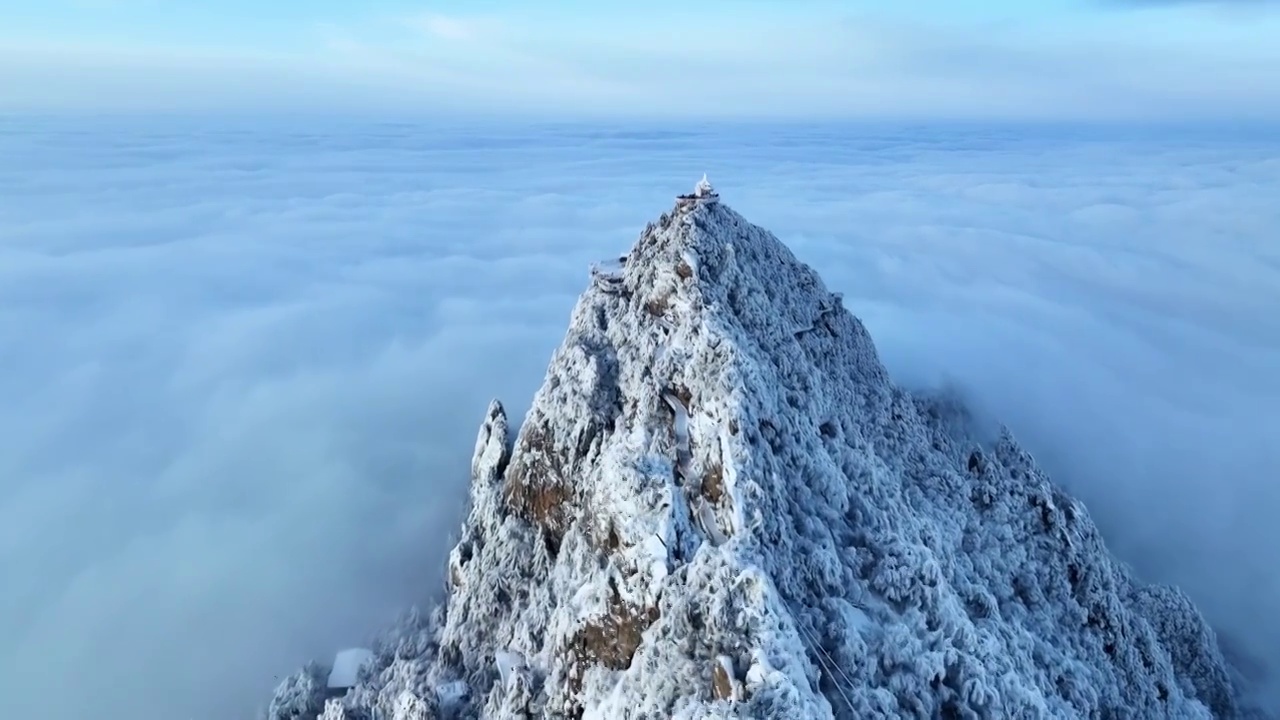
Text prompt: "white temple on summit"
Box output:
[[677, 173, 720, 205]]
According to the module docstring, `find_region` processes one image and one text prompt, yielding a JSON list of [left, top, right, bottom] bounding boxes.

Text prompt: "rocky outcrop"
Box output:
[[268, 180, 1258, 720]]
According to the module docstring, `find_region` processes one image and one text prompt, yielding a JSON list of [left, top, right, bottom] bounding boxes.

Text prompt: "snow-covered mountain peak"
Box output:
[[268, 184, 1262, 720]]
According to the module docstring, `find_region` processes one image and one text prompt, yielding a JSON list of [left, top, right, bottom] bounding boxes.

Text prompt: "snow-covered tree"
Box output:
[[269, 180, 1268, 720]]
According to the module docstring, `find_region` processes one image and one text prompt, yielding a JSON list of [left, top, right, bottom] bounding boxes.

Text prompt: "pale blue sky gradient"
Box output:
[[3, 0, 1280, 119]]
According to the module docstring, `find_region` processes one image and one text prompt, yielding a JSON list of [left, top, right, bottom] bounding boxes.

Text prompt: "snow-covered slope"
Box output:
[[268, 181, 1261, 720]]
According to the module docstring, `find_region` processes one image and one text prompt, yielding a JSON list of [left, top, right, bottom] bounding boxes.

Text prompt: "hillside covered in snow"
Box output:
[[267, 180, 1265, 720]]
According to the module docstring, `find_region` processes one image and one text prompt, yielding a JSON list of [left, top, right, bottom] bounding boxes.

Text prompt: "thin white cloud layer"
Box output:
[[0, 118, 1277, 719], [3, 5, 1280, 119]]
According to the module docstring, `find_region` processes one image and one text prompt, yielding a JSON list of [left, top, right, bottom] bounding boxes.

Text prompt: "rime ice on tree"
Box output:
[[267, 181, 1261, 720]]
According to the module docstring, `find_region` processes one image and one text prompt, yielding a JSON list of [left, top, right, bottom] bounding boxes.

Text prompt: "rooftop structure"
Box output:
[[675, 173, 719, 205]]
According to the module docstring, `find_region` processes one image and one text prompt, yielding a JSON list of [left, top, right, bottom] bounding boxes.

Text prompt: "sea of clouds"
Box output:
[[1, 116, 1277, 719]]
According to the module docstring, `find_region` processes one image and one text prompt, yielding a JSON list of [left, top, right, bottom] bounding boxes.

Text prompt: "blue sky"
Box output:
[[3, 0, 1280, 119]]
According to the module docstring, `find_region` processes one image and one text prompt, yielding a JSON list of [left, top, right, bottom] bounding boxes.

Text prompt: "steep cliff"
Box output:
[[269, 180, 1254, 720]]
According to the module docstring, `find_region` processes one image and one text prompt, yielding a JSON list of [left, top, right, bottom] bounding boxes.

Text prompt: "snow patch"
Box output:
[[326, 648, 374, 689], [268, 180, 1268, 720], [494, 650, 526, 689]]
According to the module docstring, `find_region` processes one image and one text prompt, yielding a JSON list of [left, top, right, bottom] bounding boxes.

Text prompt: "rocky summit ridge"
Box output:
[[268, 179, 1260, 720]]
